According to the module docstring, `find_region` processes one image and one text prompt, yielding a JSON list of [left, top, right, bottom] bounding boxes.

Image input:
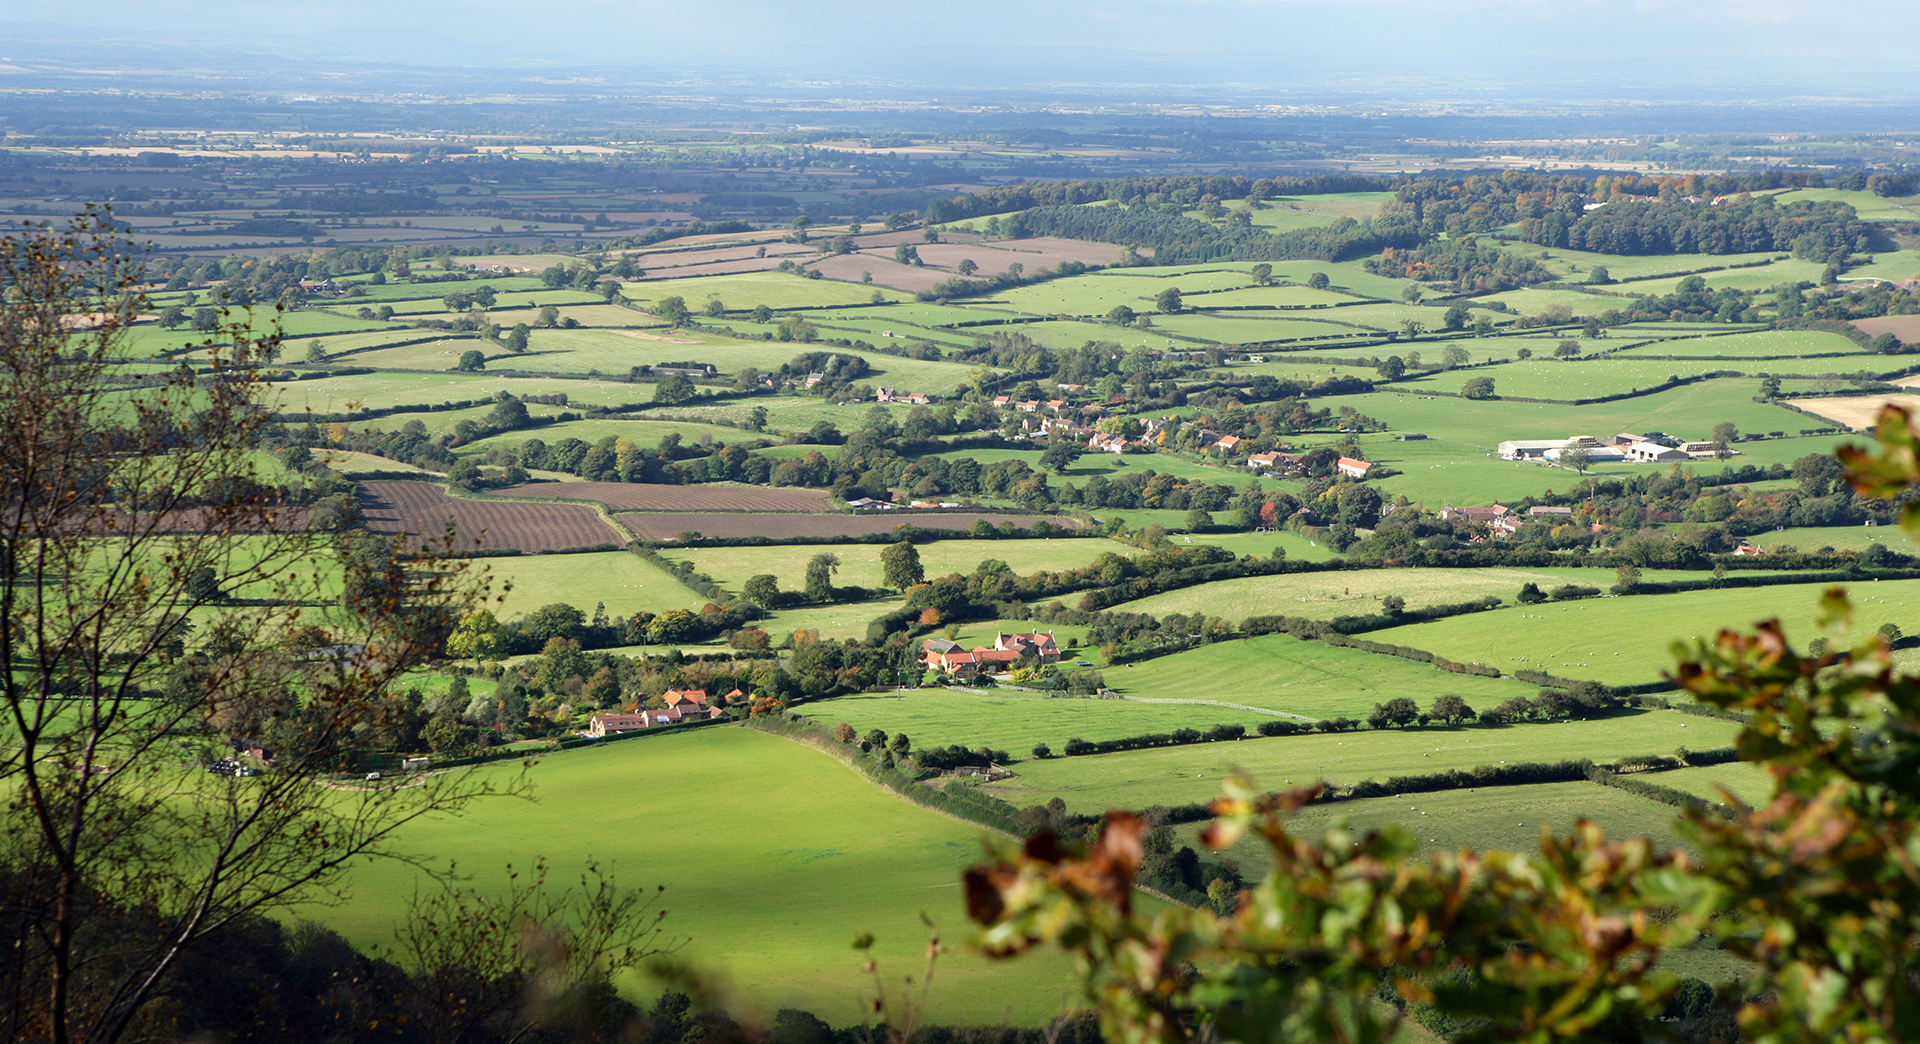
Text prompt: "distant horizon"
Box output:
[[3, 1, 1919, 105]]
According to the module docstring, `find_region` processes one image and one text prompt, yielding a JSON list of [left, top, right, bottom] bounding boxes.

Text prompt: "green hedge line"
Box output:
[[747, 715, 1022, 834]]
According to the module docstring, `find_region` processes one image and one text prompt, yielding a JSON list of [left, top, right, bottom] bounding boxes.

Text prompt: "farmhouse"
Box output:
[[587, 712, 649, 737], [876, 387, 901, 402], [846, 497, 894, 511], [995, 631, 1061, 663], [923, 650, 982, 678], [663, 689, 709, 711], [1440, 504, 1509, 523], [1337, 457, 1374, 478]]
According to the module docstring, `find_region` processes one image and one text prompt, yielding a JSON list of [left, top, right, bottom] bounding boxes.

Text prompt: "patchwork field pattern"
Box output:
[[359, 481, 622, 552]]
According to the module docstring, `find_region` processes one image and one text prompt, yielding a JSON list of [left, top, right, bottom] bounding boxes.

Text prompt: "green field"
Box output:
[[1106, 566, 1713, 621], [1745, 524, 1908, 553], [991, 707, 1742, 814], [628, 271, 913, 310], [808, 688, 1252, 754], [454, 417, 764, 456], [1101, 631, 1538, 721], [660, 536, 1134, 593], [1194, 781, 1697, 883], [481, 550, 712, 618], [1368, 578, 1920, 686], [320, 728, 1083, 1025]]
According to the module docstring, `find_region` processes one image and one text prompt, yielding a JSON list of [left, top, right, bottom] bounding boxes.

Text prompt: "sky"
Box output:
[[4, 1, 1918, 94]]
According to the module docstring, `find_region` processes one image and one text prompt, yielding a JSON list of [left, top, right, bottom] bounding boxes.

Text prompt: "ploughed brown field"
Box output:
[[359, 481, 622, 552], [615, 511, 1080, 541], [489, 481, 833, 513], [1852, 315, 1920, 343]]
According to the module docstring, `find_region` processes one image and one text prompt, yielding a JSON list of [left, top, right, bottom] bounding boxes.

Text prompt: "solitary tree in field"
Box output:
[[1155, 287, 1183, 313], [881, 541, 925, 591], [1402, 283, 1424, 303], [1307, 271, 1330, 290], [1376, 355, 1406, 380], [1461, 376, 1497, 400], [652, 296, 691, 326], [1554, 339, 1581, 358], [0, 212, 509, 1044], [804, 553, 840, 602], [456, 348, 486, 371], [1041, 439, 1085, 474], [957, 258, 978, 275], [1250, 263, 1272, 286]]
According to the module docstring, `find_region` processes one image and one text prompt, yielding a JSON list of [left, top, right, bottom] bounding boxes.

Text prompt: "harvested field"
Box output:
[[490, 481, 832, 513], [1791, 393, 1920, 430], [615, 511, 1078, 541], [1852, 315, 1920, 343], [359, 481, 622, 552]]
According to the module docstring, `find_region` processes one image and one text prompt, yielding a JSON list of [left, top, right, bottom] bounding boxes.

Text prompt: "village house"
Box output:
[[1016, 400, 1042, 413], [906, 392, 933, 405], [1214, 434, 1243, 452], [1337, 457, 1373, 479], [587, 712, 649, 737], [876, 387, 901, 402], [662, 689, 709, 713], [641, 707, 683, 727], [1440, 504, 1510, 524], [992, 394, 1011, 406], [995, 631, 1061, 662]]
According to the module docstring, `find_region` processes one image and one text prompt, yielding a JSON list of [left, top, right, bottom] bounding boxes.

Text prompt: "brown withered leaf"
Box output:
[[963, 864, 1017, 925], [1060, 813, 1143, 915]]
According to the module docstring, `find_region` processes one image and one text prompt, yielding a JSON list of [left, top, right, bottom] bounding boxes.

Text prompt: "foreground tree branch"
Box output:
[[0, 211, 522, 1044]]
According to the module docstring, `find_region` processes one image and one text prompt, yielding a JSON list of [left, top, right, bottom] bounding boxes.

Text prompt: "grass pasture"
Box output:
[[321, 727, 1083, 1025], [1368, 578, 1920, 686], [1197, 780, 1694, 880], [659, 536, 1132, 592], [1105, 631, 1538, 721], [479, 550, 712, 618], [1106, 566, 1710, 621], [809, 688, 1249, 755], [991, 707, 1741, 815]]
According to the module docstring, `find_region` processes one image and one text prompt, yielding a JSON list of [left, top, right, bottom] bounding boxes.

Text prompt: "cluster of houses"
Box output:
[[585, 688, 738, 737], [1439, 503, 1574, 537], [1498, 432, 1738, 465], [876, 388, 934, 405], [920, 631, 1062, 680]]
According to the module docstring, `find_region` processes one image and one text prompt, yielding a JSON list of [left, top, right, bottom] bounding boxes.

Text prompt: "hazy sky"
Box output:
[[7, 0, 1918, 91]]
